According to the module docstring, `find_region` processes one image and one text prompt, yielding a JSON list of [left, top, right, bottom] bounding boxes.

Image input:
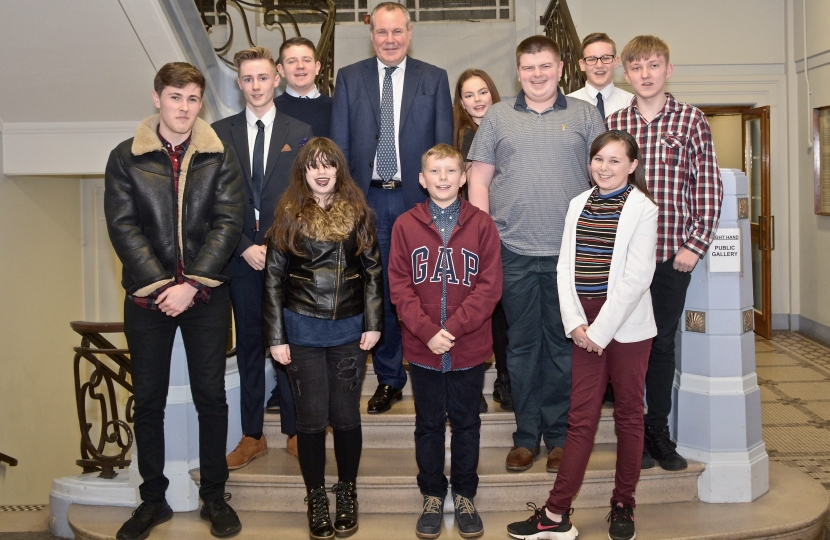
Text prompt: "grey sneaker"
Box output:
[[453, 493, 483, 538], [415, 495, 444, 539]]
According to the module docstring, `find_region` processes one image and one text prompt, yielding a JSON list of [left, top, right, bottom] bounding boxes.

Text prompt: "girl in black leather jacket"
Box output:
[[263, 137, 382, 539]]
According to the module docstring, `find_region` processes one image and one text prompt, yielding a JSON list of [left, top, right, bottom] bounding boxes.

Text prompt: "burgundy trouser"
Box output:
[[546, 296, 652, 513]]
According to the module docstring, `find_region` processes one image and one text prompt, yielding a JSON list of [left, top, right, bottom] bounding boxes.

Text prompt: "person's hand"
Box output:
[[270, 344, 291, 365], [242, 244, 267, 271], [583, 335, 604, 356], [571, 324, 603, 356], [427, 329, 455, 355], [673, 246, 699, 273], [360, 331, 381, 350], [156, 283, 197, 317]]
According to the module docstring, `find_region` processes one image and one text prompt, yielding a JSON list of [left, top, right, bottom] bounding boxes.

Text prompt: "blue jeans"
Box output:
[[410, 363, 485, 499], [500, 245, 572, 451]]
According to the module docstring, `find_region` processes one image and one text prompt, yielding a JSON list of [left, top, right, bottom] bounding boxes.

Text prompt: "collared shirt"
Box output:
[[246, 105, 277, 221], [468, 89, 605, 256], [606, 93, 723, 262], [371, 56, 406, 181], [285, 86, 322, 99], [568, 82, 634, 118]]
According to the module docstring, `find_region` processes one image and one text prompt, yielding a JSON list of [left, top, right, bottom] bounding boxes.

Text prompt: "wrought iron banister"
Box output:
[[540, 0, 585, 95], [0, 453, 17, 466]]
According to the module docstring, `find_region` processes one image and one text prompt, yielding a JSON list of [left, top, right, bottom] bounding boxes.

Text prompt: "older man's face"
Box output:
[[371, 8, 411, 67]]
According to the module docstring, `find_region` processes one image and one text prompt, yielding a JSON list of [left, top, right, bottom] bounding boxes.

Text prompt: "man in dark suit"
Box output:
[[212, 46, 313, 468], [331, 2, 453, 414]]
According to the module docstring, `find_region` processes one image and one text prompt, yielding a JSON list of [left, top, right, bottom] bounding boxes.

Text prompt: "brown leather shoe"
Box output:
[[546, 447, 564, 473], [286, 435, 298, 457], [226, 435, 267, 470], [505, 446, 540, 472]]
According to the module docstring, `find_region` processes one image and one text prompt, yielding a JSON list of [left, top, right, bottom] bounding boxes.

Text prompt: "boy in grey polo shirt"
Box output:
[[467, 35, 605, 473]]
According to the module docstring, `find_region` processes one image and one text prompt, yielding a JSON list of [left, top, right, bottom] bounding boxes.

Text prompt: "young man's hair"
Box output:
[[581, 32, 616, 56], [154, 62, 206, 96], [369, 1, 412, 31], [620, 35, 670, 67], [515, 35, 561, 66], [278, 37, 318, 64], [233, 46, 277, 71], [590, 130, 656, 205], [452, 69, 501, 150], [421, 143, 465, 172]]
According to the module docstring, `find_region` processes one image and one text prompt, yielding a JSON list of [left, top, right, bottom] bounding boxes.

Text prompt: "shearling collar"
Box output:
[[298, 196, 356, 243], [131, 114, 224, 156]]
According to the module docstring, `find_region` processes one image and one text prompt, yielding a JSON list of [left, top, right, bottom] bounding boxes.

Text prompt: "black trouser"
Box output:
[[492, 302, 508, 376], [644, 256, 692, 429], [124, 287, 230, 504]]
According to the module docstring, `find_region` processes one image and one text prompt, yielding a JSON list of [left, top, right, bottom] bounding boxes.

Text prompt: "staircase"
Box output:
[[67, 361, 829, 539]]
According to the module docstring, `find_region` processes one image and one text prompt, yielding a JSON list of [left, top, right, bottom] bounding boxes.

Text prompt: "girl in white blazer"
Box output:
[[507, 131, 657, 540]]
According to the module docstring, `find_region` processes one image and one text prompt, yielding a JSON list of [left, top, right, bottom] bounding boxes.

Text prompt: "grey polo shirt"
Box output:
[[468, 90, 605, 257]]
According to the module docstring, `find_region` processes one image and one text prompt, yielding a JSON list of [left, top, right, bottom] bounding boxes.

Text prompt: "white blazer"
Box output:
[[557, 186, 658, 348]]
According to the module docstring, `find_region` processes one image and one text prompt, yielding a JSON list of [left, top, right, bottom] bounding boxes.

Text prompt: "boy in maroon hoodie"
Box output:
[[389, 144, 502, 539]]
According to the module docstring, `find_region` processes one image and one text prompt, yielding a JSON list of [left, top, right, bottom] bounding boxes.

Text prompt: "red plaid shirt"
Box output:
[[130, 130, 211, 310], [606, 94, 723, 263]]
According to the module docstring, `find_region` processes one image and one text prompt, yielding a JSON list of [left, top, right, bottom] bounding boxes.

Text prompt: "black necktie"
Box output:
[[252, 119, 265, 211], [595, 92, 606, 119]]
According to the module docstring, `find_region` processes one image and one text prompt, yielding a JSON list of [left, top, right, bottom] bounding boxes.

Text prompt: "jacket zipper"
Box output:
[[332, 242, 343, 319], [289, 273, 311, 281]]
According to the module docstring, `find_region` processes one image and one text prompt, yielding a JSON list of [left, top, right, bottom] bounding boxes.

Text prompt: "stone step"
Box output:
[[360, 359, 499, 396], [264, 395, 618, 449], [206, 445, 703, 513], [68, 463, 829, 540]]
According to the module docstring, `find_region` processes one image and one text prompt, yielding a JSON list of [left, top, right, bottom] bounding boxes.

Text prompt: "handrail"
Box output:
[[540, 0, 585, 94], [0, 453, 17, 466], [196, 0, 337, 96]]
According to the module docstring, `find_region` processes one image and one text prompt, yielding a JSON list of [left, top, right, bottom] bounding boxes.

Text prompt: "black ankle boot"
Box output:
[[330, 480, 358, 537], [493, 373, 513, 410], [305, 485, 334, 539]]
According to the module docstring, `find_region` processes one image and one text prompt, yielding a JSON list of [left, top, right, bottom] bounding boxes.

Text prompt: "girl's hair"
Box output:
[[266, 137, 376, 255], [589, 130, 657, 205], [453, 69, 501, 150]]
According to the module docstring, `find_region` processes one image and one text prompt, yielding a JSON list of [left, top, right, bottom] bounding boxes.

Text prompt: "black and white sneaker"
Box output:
[[453, 493, 483, 538], [644, 424, 687, 471], [607, 502, 636, 540], [415, 495, 444, 539], [506, 503, 577, 540]]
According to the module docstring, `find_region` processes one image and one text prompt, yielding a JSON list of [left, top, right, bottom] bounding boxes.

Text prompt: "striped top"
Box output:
[[574, 184, 634, 298]]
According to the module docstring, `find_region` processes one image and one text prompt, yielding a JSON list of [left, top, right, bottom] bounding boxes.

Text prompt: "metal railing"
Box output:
[[0, 453, 17, 466], [540, 0, 584, 94]]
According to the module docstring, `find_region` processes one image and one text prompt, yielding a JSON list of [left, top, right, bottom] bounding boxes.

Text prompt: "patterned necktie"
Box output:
[[252, 119, 265, 211], [376, 66, 398, 181], [595, 92, 606, 119]]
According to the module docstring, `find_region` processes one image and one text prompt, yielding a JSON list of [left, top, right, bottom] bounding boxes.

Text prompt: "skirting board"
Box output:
[[772, 313, 830, 346]]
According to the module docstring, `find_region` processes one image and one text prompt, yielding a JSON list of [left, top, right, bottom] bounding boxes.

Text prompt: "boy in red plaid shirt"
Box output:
[[606, 35, 723, 475]]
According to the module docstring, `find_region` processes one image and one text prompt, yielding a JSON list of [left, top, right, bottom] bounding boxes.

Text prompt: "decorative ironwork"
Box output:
[[0, 453, 17, 467], [742, 309, 754, 334], [196, 0, 337, 96], [540, 0, 585, 94], [738, 197, 749, 220], [71, 322, 133, 479], [685, 310, 706, 333]]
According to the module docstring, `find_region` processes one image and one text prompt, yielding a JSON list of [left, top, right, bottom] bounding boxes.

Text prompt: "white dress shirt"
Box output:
[[285, 86, 322, 99], [245, 104, 277, 220], [568, 82, 634, 118], [372, 57, 406, 181]]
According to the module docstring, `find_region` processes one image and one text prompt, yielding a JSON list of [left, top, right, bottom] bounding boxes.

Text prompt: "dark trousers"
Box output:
[[230, 267, 296, 437], [500, 245, 572, 450], [410, 363, 485, 499], [546, 297, 652, 513], [492, 302, 508, 376], [366, 187, 407, 389], [124, 287, 230, 504], [644, 256, 692, 429]]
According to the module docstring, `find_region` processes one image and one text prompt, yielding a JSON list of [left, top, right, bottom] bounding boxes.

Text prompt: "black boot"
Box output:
[[493, 373, 513, 410], [305, 486, 334, 539], [644, 424, 687, 471], [330, 480, 358, 537]]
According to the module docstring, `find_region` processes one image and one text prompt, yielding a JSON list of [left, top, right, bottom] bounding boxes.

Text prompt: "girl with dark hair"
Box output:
[[507, 131, 658, 540], [263, 137, 383, 539]]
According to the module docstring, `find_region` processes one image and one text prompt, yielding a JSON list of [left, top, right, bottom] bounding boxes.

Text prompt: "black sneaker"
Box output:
[[116, 501, 172, 540], [607, 502, 636, 540], [493, 373, 513, 410], [506, 503, 577, 540], [480, 393, 488, 413], [453, 493, 483, 538], [415, 495, 444, 539], [305, 486, 334, 539], [200, 493, 242, 538], [330, 480, 358, 537], [644, 424, 687, 471]]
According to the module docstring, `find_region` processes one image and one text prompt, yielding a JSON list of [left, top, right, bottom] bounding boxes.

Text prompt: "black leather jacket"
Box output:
[[263, 231, 383, 346], [104, 116, 245, 296]]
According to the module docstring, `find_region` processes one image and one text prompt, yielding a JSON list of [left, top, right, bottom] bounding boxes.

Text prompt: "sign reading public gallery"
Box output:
[[708, 228, 741, 273]]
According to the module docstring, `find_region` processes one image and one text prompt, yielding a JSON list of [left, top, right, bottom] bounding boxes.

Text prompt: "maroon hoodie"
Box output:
[[389, 197, 503, 370]]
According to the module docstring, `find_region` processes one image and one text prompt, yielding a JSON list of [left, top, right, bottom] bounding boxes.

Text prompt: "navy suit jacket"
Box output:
[[330, 56, 453, 210], [212, 109, 313, 278]]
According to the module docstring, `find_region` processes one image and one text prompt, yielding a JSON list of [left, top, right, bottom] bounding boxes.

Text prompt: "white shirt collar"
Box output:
[[377, 56, 407, 75], [245, 103, 277, 128], [585, 81, 616, 101], [285, 86, 321, 99]]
